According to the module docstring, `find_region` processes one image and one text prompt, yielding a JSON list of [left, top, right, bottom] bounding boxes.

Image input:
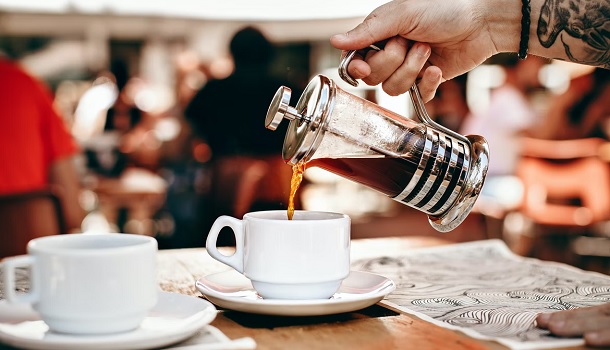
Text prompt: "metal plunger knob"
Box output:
[[265, 86, 303, 131]]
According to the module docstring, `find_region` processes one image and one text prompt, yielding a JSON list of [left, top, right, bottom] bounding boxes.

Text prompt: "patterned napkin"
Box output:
[[352, 239, 610, 350]]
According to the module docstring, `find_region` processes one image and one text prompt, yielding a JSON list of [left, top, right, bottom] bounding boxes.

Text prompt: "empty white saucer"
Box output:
[[0, 291, 217, 350], [195, 270, 395, 316]]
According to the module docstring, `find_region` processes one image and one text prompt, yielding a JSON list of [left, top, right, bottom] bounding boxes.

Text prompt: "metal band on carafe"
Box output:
[[392, 127, 470, 216]]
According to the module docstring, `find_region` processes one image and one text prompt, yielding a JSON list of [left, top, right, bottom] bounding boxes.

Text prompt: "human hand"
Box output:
[[536, 303, 610, 347], [330, 0, 505, 100], [338, 36, 443, 102]]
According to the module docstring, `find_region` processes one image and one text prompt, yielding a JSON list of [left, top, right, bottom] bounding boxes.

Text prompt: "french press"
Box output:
[[265, 47, 489, 232]]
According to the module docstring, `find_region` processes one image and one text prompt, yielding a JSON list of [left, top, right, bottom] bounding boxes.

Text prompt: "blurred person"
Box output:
[[185, 26, 302, 159], [0, 56, 84, 233], [71, 70, 119, 144], [184, 26, 304, 245], [82, 98, 135, 178], [461, 55, 553, 262], [72, 68, 122, 178], [329, 0, 609, 345], [460, 54, 547, 177], [459, 55, 546, 235], [150, 53, 209, 249], [532, 68, 610, 140]]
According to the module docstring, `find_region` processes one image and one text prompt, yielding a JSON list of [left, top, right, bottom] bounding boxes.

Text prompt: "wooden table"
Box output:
[[157, 236, 589, 350], [0, 236, 590, 350]]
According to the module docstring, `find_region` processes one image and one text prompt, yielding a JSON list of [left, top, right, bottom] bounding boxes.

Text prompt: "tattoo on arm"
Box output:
[[537, 0, 610, 68]]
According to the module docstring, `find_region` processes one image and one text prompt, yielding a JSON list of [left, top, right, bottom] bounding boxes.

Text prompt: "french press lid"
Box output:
[[265, 75, 334, 165]]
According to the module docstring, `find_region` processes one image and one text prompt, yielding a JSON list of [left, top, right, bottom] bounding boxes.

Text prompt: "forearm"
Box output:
[[486, 0, 609, 68], [49, 156, 85, 232]]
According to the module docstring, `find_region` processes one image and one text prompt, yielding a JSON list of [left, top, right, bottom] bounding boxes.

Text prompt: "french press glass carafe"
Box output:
[[265, 48, 489, 232]]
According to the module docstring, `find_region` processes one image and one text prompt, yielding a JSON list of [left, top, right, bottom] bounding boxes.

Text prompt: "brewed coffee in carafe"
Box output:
[[266, 68, 489, 232]]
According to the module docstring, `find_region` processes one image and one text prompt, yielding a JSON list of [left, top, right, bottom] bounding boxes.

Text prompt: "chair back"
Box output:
[[517, 137, 610, 226], [0, 189, 66, 259]]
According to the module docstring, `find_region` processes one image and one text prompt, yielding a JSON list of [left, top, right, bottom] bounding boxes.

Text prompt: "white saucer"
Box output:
[[195, 270, 395, 316], [0, 291, 217, 350]]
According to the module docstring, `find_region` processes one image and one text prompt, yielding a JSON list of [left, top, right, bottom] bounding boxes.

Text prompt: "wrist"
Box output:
[[525, 0, 567, 60], [481, 0, 523, 54]]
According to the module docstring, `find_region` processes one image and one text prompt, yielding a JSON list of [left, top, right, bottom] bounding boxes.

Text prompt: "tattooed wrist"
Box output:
[[537, 0, 610, 68]]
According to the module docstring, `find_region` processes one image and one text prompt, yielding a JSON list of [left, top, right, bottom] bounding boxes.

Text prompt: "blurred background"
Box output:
[[1, 0, 609, 273]]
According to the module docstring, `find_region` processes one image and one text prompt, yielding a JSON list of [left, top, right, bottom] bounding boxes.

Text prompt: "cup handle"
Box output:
[[206, 216, 244, 273], [2, 255, 39, 304]]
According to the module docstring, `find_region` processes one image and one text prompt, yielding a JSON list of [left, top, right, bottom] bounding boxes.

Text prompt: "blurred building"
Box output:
[[1, 1, 607, 273]]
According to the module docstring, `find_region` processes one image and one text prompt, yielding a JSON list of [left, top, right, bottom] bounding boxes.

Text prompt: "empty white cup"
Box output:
[[2, 233, 158, 335]]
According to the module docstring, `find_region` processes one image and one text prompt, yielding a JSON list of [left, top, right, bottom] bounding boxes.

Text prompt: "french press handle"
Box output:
[[337, 44, 470, 145]]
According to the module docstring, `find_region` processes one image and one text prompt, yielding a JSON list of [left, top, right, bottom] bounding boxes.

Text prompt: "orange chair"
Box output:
[[0, 189, 66, 259], [512, 137, 610, 262]]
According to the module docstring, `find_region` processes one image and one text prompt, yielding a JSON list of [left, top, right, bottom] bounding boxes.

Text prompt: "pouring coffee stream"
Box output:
[[266, 46, 489, 232]]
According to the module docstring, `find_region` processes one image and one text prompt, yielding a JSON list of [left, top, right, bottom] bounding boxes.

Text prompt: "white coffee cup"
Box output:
[[2, 233, 158, 335], [206, 210, 351, 300]]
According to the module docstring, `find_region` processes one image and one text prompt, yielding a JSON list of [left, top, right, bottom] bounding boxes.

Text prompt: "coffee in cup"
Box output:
[[206, 210, 350, 300]]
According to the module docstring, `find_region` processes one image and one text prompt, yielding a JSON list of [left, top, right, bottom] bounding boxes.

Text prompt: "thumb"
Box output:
[[330, 2, 404, 50]]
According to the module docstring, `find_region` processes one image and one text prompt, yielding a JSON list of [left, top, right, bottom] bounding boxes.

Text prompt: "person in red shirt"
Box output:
[[0, 57, 83, 232]]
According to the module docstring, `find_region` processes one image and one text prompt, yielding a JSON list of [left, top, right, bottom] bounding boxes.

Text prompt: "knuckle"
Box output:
[[362, 76, 381, 86], [360, 17, 379, 45], [382, 82, 405, 97], [386, 50, 407, 66]]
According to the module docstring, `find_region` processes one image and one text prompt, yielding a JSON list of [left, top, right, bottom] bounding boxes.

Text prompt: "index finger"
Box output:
[[330, 1, 407, 50]]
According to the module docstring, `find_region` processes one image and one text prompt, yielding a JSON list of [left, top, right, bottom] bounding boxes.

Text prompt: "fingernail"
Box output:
[[415, 44, 431, 57], [586, 332, 600, 342], [537, 313, 550, 323], [331, 33, 348, 41]]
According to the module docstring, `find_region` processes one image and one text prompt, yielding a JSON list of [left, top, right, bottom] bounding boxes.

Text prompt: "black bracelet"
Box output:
[[518, 0, 531, 59]]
